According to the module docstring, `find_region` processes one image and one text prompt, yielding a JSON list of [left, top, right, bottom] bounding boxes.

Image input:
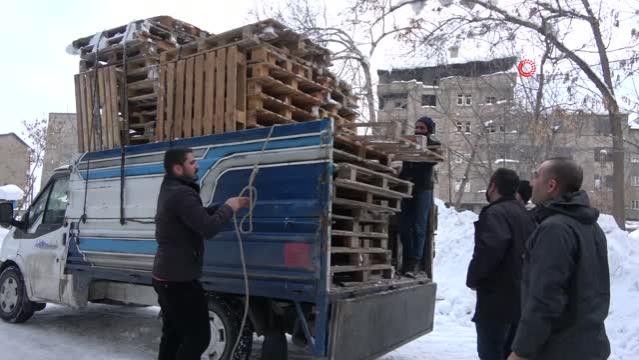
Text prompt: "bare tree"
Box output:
[[356, 0, 639, 227], [21, 118, 48, 206]]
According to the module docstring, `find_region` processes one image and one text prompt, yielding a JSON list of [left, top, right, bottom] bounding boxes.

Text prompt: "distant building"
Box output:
[[41, 113, 78, 188], [0, 133, 30, 193]]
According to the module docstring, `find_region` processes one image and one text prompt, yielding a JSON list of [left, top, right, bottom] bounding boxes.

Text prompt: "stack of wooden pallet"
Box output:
[[71, 16, 208, 151], [70, 18, 445, 286]]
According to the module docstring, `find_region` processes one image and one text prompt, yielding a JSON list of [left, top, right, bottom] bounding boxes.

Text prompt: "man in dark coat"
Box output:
[[399, 116, 439, 274], [508, 158, 611, 360], [467, 168, 536, 360], [152, 148, 249, 360]]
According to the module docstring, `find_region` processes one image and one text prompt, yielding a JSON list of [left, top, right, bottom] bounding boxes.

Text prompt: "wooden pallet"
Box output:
[[74, 66, 121, 152], [157, 45, 247, 140]]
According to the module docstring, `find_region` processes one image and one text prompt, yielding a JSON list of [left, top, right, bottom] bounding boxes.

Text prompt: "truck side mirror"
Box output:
[[0, 202, 15, 225]]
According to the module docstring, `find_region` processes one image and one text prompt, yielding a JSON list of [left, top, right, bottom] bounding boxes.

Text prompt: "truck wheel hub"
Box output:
[[0, 276, 19, 313], [202, 310, 228, 360]]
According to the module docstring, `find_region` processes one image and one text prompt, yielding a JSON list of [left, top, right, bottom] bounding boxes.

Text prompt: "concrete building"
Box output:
[[41, 113, 79, 188], [0, 133, 30, 192], [378, 59, 636, 218]]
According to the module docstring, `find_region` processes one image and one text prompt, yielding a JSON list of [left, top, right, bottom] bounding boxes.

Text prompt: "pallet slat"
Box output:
[[193, 54, 204, 136]]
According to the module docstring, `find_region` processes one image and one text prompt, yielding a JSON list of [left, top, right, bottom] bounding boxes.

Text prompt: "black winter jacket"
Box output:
[[466, 196, 536, 323], [152, 175, 234, 281], [399, 161, 435, 191], [512, 191, 611, 360]]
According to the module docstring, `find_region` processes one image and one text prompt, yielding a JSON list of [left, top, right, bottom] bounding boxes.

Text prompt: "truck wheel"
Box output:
[[202, 297, 253, 360], [0, 266, 35, 323]]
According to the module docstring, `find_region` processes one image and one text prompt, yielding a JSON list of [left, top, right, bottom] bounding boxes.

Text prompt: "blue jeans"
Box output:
[[399, 190, 432, 262], [475, 320, 518, 360]]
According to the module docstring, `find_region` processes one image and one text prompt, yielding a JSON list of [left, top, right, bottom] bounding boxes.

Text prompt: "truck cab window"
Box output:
[[43, 179, 69, 224], [26, 185, 52, 227]]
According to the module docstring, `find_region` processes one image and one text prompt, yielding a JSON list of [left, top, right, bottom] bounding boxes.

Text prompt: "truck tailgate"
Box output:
[[328, 281, 437, 360]]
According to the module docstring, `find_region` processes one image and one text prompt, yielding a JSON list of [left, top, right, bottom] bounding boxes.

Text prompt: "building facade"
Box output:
[[41, 113, 79, 188], [0, 133, 30, 192]]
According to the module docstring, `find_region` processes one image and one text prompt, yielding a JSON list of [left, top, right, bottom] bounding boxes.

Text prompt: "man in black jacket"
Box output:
[[467, 168, 536, 360], [508, 158, 611, 360], [399, 116, 439, 274], [153, 148, 249, 360]]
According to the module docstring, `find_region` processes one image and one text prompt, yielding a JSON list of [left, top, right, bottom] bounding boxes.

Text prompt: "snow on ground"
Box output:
[[0, 201, 638, 359]]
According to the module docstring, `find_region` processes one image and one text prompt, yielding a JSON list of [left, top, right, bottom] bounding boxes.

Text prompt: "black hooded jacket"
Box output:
[[512, 191, 611, 360], [466, 196, 536, 323], [152, 175, 234, 282]]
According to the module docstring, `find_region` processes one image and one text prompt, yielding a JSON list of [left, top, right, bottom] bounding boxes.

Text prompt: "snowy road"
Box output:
[[0, 303, 476, 360]]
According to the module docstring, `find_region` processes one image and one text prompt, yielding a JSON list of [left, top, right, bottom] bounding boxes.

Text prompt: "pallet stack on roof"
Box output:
[[69, 17, 444, 286]]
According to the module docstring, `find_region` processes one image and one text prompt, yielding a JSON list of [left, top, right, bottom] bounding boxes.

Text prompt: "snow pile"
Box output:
[[0, 184, 23, 201], [601, 215, 639, 358], [432, 198, 477, 327], [431, 201, 639, 359]]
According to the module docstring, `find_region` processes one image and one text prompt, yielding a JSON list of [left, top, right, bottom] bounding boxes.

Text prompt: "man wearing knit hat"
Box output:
[[399, 116, 439, 275]]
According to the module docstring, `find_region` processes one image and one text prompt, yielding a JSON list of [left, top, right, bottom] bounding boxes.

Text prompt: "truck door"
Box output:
[[14, 176, 69, 302]]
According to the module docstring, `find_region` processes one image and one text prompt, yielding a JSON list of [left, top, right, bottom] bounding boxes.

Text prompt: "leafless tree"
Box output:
[[355, 0, 639, 227], [20, 118, 48, 207]]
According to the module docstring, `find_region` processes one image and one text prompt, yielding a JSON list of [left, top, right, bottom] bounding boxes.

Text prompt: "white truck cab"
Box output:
[[0, 167, 71, 321]]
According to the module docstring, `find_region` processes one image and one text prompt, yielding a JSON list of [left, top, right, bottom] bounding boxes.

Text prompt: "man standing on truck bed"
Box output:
[[466, 168, 536, 360], [152, 148, 249, 360], [508, 158, 611, 360], [399, 116, 440, 275]]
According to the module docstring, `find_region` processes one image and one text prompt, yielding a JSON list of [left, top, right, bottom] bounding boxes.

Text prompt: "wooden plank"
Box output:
[[331, 264, 392, 274], [225, 46, 238, 132], [330, 247, 390, 254], [334, 179, 410, 199], [184, 57, 195, 138], [333, 197, 398, 214], [175, 59, 186, 138], [156, 64, 166, 141], [102, 68, 113, 148], [193, 54, 204, 136], [331, 230, 388, 239], [84, 71, 95, 151], [165, 62, 176, 140], [97, 68, 108, 149], [203, 52, 216, 135], [74, 75, 85, 152], [214, 47, 227, 134], [109, 67, 120, 147], [236, 51, 247, 129]]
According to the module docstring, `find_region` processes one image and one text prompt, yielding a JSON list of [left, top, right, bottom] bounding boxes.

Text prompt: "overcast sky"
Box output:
[[0, 0, 260, 138]]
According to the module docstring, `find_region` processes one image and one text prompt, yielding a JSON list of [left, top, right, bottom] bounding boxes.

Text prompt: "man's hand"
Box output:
[[507, 352, 527, 360], [225, 197, 250, 212]]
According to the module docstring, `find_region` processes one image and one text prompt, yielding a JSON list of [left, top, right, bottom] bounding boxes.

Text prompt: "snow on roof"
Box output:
[[0, 185, 24, 201], [494, 158, 519, 164]]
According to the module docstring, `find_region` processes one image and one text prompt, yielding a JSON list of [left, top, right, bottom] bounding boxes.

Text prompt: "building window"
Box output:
[[485, 96, 496, 104], [456, 122, 463, 132], [486, 124, 496, 133], [465, 121, 471, 133], [632, 200, 639, 210], [378, 97, 385, 110], [457, 94, 464, 105], [465, 95, 472, 105], [499, 125, 506, 132], [457, 94, 472, 106], [454, 179, 471, 192], [632, 154, 639, 163], [394, 101, 407, 109], [632, 176, 639, 187], [421, 94, 437, 107], [595, 174, 614, 190]]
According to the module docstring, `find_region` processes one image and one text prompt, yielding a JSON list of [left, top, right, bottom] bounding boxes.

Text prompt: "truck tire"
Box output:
[[0, 266, 35, 323], [203, 297, 253, 360]]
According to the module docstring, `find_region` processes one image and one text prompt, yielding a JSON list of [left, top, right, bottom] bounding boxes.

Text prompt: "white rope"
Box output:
[[230, 124, 277, 358]]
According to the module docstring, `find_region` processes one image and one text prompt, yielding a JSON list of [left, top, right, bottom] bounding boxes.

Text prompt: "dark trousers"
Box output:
[[153, 279, 211, 360], [400, 189, 433, 263], [475, 320, 518, 360]]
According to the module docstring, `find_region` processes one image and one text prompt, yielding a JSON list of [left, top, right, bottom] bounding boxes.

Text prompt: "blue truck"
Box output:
[[0, 119, 437, 359]]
